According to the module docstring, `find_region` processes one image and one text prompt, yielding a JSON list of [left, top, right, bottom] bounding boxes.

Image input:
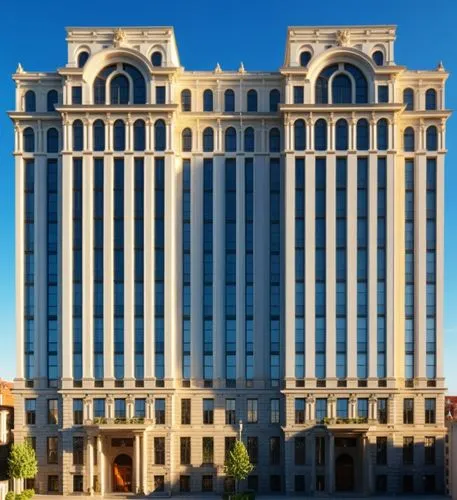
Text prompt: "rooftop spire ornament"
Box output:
[[238, 62, 246, 74], [214, 62, 222, 73], [16, 63, 24, 74]]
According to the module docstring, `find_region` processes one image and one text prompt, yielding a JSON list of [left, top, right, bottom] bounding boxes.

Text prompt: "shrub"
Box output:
[[5, 492, 15, 500], [22, 489, 35, 499]]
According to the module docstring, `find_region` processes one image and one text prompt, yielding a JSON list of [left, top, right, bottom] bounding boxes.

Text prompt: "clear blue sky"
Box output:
[[1, 0, 456, 390]]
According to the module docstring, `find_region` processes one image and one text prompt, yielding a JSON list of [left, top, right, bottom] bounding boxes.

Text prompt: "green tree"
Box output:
[[8, 442, 38, 483], [224, 440, 253, 494]]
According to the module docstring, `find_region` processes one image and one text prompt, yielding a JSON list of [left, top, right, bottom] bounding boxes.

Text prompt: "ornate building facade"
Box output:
[[9, 25, 450, 495]]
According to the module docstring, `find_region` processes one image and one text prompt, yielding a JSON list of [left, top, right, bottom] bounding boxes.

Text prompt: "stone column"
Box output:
[[326, 155, 336, 380], [328, 434, 335, 494], [134, 433, 140, 493], [368, 154, 378, 380], [87, 436, 94, 495], [97, 436, 105, 496], [142, 432, 148, 494]]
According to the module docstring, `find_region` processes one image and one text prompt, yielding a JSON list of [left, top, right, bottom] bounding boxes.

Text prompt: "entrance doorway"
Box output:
[[335, 453, 354, 491], [113, 454, 132, 492]]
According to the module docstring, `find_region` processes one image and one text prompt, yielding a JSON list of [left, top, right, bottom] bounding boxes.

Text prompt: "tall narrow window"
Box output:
[[203, 127, 214, 152], [224, 89, 235, 112], [245, 159, 254, 382], [403, 88, 414, 111], [110, 74, 129, 104], [300, 51, 311, 67], [225, 127, 237, 152], [247, 89, 258, 112], [336, 158, 347, 379], [113, 159, 124, 381], [315, 119, 327, 151], [77, 51, 89, 68], [134, 120, 146, 151], [113, 120, 125, 152], [377, 158, 387, 379], [425, 89, 437, 110], [244, 127, 255, 153], [357, 158, 368, 380], [47, 90, 58, 112], [315, 158, 326, 380], [357, 119, 369, 151], [25, 91, 36, 112], [93, 120, 105, 152], [182, 128, 192, 152], [295, 158, 305, 380], [225, 159, 236, 386], [47, 128, 59, 153], [270, 89, 280, 112], [23, 128, 35, 153], [404, 127, 415, 152], [93, 159, 104, 382], [405, 159, 414, 381], [332, 74, 352, 104], [93, 64, 116, 104], [203, 159, 213, 383], [426, 126, 438, 151], [47, 160, 58, 387], [335, 119, 348, 150], [182, 160, 191, 381], [73, 159, 83, 383], [24, 160, 35, 381], [203, 89, 213, 112], [151, 51, 162, 67], [426, 159, 436, 379], [269, 128, 280, 152], [154, 119, 166, 151], [372, 51, 384, 66], [377, 119, 388, 151], [135, 159, 144, 381], [73, 120, 84, 151], [181, 89, 191, 112], [123, 63, 145, 102], [270, 158, 281, 387], [294, 119, 306, 151], [155, 158, 165, 382]]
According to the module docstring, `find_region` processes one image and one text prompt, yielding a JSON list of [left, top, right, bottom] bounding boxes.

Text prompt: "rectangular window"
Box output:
[[225, 399, 236, 425], [73, 475, 83, 492], [315, 436, 326, 465], [72, 86, 82, 105], [114, 398, 126, 420], [378, 85, 389, 103], [93, 398, 105, 419], [155, 399, 165, 424], [202, 475, 213, 492], [155, 86, 166, 104], [73, 399, 83, 425], [48, 475, 58, 492], [247, 399, 258, 423], [357, 398, 368, 420], [25, 399, 36, 425], [315, 398, 327, 423], [270, 399, 280, 424], [336, 398, 348, 419], [73, 436, 84, 465], [225, 437, 236, 461], [376, 437, 387, 465], [134, 399, 146, 419], [424, 436, 436, 465], [295, 475, 305, 492], [269, 437, 280, 465], [180, 437, 191, 465], [247, 436, 258, 464], [181, 399, 191, 425], [47, 436, 58, 464], [179, 476, 190, 492], [295, 437, 306, 465], [154, 437, 165, 464], [295, 398, 305, 424], [154, 476, 164, 492], [293, 86, 304, 104], [203, 399, 214, 424], [403, 436, 414, 465], [202, 437, 214, 464], [403, 398, 414, 424], [425, 398, 436, 424]]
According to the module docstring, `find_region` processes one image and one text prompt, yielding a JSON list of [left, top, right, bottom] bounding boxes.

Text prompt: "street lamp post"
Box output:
[[238, 419, 243, 442]]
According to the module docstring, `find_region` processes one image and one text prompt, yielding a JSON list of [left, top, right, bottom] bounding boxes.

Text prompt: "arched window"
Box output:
[[426, 126, 438, 151], [377, 118, 388, 151], [356, 119, 369, 151], [181, 89, 191, 112], [247, 89, 258, 112], [314, 119, 327, 151], [154, 119, 166, 151], [151, 51, 163, 67], [315, 64, 338, 104], [345, 63, 368, 103], [225, 127, 237, 152], [270, 89, 280, 112], [77, 51, 89, 68], [25, 91, 36, 112], [332, 74, 352, 104], [294, 119, 306, 151], [203, 89, 213, 112], [123, 64, 146, 104], [93, 120, 105, 152], [110, 74, 129, 104], [73, 120, 84, 151], [224, 89, 235, 112], [300, 51, 312, 67], [203, 127, 214, 152], [244, 127, 255, 152], [403, 88, 414, 111], [93, 64, 116, 104], [403, 127, 415, 152], [269, 128, 280, 152], [372, 50, 384, 66], [335, 119, 348, 150], [134, 120, 146, 151], [47, 90, 58, 112], [182, 128, 192, 152], [23, 127, 35, 152], [426, 89, 437, 110], [113, 120, 125, 151], [47, 128, 59, 153]]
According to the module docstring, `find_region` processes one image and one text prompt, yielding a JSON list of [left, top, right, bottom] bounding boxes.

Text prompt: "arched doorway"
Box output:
[[113, 454, 132, 492], [335, 453, 354, 491]]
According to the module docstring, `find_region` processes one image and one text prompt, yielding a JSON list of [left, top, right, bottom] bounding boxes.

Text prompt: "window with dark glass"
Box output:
[[203, 89, 213, 111], [72, 86, 82, 104], [295, 398, 305, 424], [25, 90, 36, 112], [270, 399, 280, 424], [182, 159, 191, 380], [155, 399, 165, 424], [247, 89, 258, 112], [247, 437, 258, 464], [73, 119, 84, 151], [316, 63, 367, 104], [151, 51, 162, 67], [270, 89, 280, 111], [378, 158, 387, 378], [25, 399, 36, 425], [182, 127, 192, 152], [203, 159, 213, 381], [225, 437, 236, 461], [372, 50, 384, 66], [403, 436, 414, 465], [295, 437, 306, 465], [378, 85, 388, 103], [336, 399, 348, 419], [404, 127, 415, 152], [181, 89, 191, 111], [405, 159, 414, 380], [23, 127, 35, 153], [315, 399, 327, 423], [315, 435, 326, 465], [376, 437, 387, 465], [134, 119, 145, 151], [377, 119, 388, 151], [377, 398, 388, 424], [357, 119, 369, 150], [73, 399, 83, 425], [244, 127, 254, 152], [154, 437, 165, 464], [114, 399, 126, 419], [269, 127, 280, 152], [47, 90, 58, 111], [203, 437, 214, 464], [426, 88, 437, 110], [225, 399, 236, 425], [134, 158, 144, 381], [202, 475, 213, 492], [295, 158, 305, 379], [93, 398, 105, 418], [224, 89, 235, 112], [73, 475, 83, 492], [403, 88, 414, 111], [77, 51, 89, 68], [225, 127, 236, 152], [155, 119, 166, 151], [335, 119, 348, 150], [180, 437, 191, 464], [73, 436, 84, 465], [110, 74, 129, 104], [47, 128, 59, 153], [156, 86, 165, 104], [93, 120, 105, 151], [425, 437, 435, 465], [425, 398, 436, 424], [332, 73, 352, 104], [203, 399, 214, 424], [294, 119, 306, 151], [48, 399, 58, 425], [293, 86, 304, 104], [426, 126, 438, 151], [48, 476, 58, 492], [426, 159, 436, 379], [113, 120, 125, 151], [300, 51, 311, 66], [180, 476, 190, 492], [247, 399, 258, 423], [47, 437, 58, 464], [403, 398, 414, 424], [315, 119, 327, 151], [73, 158, 83, 382]]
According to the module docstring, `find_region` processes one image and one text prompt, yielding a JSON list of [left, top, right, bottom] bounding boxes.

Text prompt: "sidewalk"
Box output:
[[34, 495, 449, 500]]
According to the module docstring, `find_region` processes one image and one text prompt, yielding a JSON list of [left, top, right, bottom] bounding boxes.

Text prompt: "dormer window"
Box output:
[[151, 51, 163, 67], [77, 51, 89, 68], [372, 50, 384, 66], [299, 51, 312, 67]]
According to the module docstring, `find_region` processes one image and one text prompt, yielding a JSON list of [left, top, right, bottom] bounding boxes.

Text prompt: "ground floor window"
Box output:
[[179, 475, 190, 492], [424, 475, 435, 493], [403, 475, 414, 493], [202, 475, 213, 492], [73, 475, 83, 492], [48, 475, 59, 492], [25, 479, 35, 491], [376, 474, 387, 492], [270, 475, 281, 492], [316, 474, 325, 492], [224, 476, 235, 492], [295, 475, 305, 491], [247, 475, 258, 492], [154, 475, 164, 492]]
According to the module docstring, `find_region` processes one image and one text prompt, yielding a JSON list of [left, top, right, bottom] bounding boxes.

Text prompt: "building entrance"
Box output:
[[335, 453, 354, 491], [113, 454, 132, 492]]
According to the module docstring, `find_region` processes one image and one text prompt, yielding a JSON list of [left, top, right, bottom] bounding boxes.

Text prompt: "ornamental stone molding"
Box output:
[[336, 29, 351, 47]]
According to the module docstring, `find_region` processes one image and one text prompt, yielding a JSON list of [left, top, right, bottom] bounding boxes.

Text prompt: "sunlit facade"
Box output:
[[10, 25, 450, 495]]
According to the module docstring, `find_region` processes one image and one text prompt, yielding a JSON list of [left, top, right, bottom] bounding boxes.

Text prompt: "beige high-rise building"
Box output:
[[9, 25, 450, 496]]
